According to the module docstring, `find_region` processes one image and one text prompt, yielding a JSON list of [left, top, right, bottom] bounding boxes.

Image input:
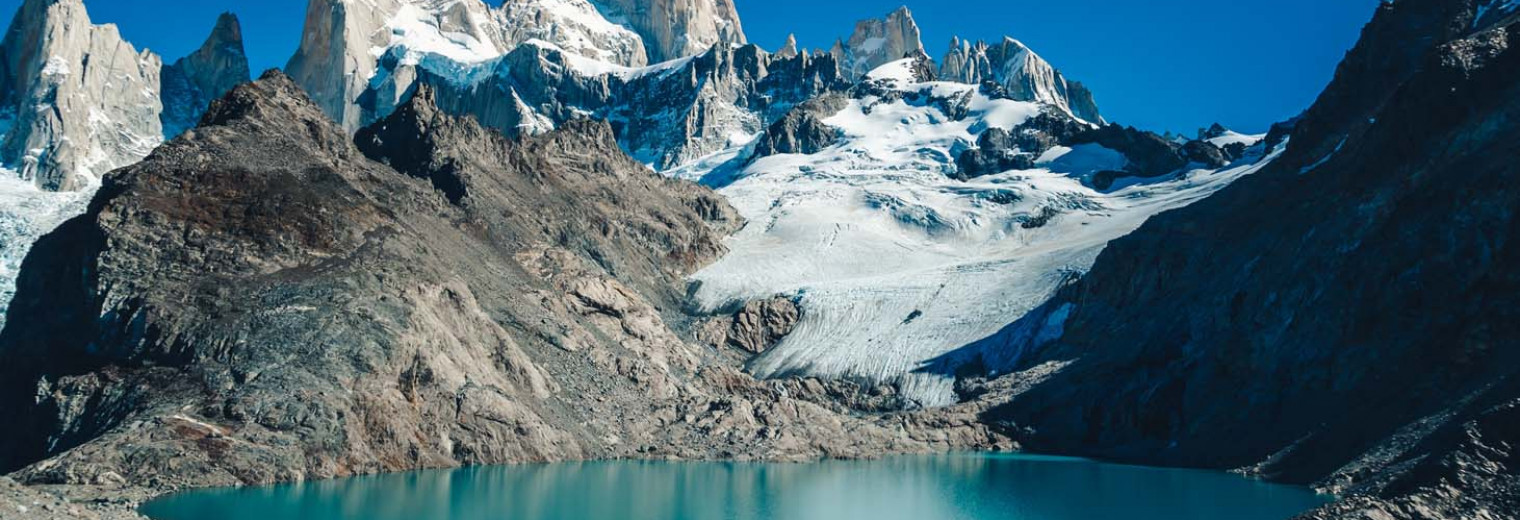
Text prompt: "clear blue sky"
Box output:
[[0, 0, 1379, 134]]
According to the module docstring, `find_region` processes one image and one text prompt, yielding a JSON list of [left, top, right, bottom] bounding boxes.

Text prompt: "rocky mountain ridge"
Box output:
[[285, 2, 1106, 180], [834, 6, 924, 81]]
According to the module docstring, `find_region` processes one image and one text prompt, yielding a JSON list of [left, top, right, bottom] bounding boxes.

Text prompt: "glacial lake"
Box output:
[[140, 453, 1332, 520]]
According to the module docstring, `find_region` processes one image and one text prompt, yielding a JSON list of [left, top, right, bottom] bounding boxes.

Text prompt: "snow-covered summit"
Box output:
[[497, 0, 649, 66]]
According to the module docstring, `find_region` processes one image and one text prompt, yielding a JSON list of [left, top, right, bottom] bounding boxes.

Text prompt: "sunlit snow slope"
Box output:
[[689, 60, 1276, 406]]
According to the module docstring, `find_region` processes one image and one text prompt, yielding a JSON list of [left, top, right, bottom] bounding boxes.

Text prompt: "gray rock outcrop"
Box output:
[[286, 0, 436, 131], [751, 93, 848, 159], [0, 1, 250, 192], [775, 34, 799, 59], [596, 0, 746, 63], [954, 109, 1095, 180], [1180, 139, 1228, 168], [703, 297, 802, 355], [955, 128, 1036, 179]]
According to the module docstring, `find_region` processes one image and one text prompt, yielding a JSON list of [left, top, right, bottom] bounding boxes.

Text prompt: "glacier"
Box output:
[[0, 170, 92, 329], [688, 59, 1277, 406]]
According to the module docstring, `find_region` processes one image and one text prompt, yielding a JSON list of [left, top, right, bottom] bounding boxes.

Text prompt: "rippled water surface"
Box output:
[[141, 453, 1332, 520]]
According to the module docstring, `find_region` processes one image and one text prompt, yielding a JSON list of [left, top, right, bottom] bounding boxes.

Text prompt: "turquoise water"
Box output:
[[140, 453, 1332, 520]]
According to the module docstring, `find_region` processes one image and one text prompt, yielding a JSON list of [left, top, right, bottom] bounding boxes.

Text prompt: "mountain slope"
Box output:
[[0, 2, 249, 339], [974, 1, 1520, 517]]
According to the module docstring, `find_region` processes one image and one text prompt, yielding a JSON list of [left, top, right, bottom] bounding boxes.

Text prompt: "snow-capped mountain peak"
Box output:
[[287, 0, 748, 132], [837, 6, 926, 81], [0, 0, 250, 192], [940, 35, 1103, 124]]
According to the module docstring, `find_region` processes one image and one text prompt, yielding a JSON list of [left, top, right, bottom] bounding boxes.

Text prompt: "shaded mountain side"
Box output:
[[968, 0, 1520, 517], [160, 12, 251, 138], [0, 71, 1010, 491]]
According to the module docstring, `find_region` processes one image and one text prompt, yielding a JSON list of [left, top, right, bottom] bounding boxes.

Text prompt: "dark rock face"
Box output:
[[954, 111, 1089, 180], [1065, 81, 1103, 125], [904, 49, 938, 83], [955, 128, 1035, 179], [1220, 142, 1249, 162], [1070, 124, 1188, 177], [0, 71, 1011, 492], [751, 93, 847, 159], [1088, 170, 1126, 191], [1263, 117, 1300, 154], [1197, 122, 1231, 141], [1009, 111, 1091, 157], [1180, 140, 1229, 168], [978, 1, 1520, 517], [160, 13, 251, 138]]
